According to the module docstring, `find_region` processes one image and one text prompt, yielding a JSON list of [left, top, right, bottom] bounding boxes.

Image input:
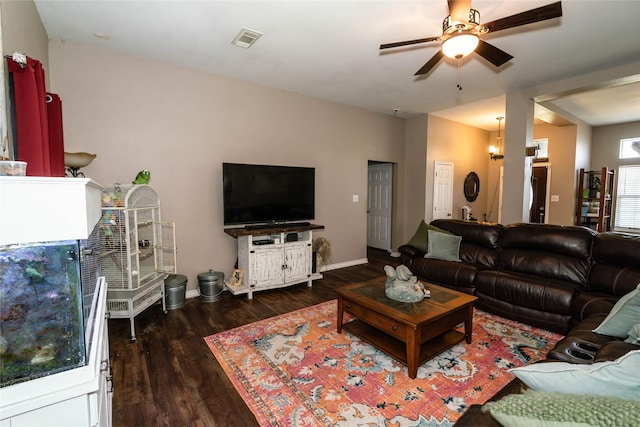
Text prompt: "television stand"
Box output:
[[224, 224, 325, 299]]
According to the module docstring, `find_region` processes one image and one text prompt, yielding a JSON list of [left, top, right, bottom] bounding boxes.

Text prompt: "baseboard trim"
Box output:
[[322, 258, 368, 271]]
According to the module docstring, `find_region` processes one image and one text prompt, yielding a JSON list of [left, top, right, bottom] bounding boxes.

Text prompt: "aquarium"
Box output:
[[0, 237, 98, 387]]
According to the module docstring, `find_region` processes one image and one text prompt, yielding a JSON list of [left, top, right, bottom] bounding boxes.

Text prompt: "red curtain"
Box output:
[[7, 56, 64, 176], [46, 93, 65, 177]]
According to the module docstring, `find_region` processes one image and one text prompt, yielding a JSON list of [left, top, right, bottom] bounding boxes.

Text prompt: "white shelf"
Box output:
[[0, 177, 102, 245]]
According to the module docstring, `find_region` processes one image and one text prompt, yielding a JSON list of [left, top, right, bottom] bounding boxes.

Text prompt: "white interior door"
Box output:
[[367, 163, 392, 250], [433, 161, 454, 220]]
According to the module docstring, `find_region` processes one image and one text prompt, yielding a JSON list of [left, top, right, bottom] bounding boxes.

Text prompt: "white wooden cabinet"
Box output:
[[0, 277, 111, 427], [225, 226, 323, 299]]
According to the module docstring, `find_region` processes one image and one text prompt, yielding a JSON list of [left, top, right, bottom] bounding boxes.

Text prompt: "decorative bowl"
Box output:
[[64, 152, 96, 168]]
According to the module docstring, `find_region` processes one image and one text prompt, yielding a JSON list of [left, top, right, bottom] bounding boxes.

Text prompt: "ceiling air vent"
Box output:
[[232, 28, 262, 48]]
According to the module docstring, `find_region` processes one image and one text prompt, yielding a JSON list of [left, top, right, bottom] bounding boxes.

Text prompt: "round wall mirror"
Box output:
[[464, 172, 480, 202]]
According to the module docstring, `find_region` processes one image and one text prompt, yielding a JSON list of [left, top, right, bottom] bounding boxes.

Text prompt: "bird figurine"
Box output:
[[132, 169, 150, 185]]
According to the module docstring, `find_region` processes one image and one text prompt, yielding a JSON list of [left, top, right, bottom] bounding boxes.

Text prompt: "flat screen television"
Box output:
[[223, 162, 315, 226]]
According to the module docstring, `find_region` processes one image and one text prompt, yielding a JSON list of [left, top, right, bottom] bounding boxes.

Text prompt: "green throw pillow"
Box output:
[[509, 350, 640, 401], [424, 230, 462, 262], [593, 283, 640, 338], [483, 390, 640, 427], [626, 323, 640, 345], [406, 220, 448, 253]]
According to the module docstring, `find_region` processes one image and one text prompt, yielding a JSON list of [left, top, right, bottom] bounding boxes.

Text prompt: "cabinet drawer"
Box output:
[[343, 299, 407, 341]]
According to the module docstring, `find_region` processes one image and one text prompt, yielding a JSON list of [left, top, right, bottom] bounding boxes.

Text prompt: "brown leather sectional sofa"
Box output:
[[398, 219, 640, 425], [399, 219, 640, 335]]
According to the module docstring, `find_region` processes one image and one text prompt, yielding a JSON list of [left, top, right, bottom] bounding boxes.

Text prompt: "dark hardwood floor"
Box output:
[[109, 248, 400, 427]]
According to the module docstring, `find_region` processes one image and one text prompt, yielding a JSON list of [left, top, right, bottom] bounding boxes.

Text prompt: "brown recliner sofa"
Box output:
[[400, 220, 614, 334], [399, 220, 640, 425]]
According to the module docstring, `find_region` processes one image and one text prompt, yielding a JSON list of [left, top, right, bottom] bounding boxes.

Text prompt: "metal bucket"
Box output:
[[198, 270, 224, 302], [164, 274, 187, 310]]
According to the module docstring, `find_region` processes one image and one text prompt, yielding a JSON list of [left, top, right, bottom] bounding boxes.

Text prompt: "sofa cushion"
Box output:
[[593, 284, 640, 338], [407, 257, 478, 294], [425, 230, 461, 261], [570, 292, 618, 324], [431, 219, 503, 269], [475, 270, 578, 316], [497, 223, 595, 286], [586, 233, 640, 300], [509, 350, 640, 401], [474, 292, 573, 335], [483, 390, 640, 427], [406, 220, 448, 253]]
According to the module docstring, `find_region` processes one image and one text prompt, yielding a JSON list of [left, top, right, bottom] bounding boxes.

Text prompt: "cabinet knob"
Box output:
[[392, 326, 398, 331], [346, 304, 351, 309]]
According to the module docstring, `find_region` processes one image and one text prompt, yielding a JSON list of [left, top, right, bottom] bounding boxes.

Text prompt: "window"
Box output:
[[615, 165, 640, 232], [620, 138, 640, 159]]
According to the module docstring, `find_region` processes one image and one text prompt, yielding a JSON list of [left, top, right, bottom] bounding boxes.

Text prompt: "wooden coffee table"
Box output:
[[335, 278, 477, 379]]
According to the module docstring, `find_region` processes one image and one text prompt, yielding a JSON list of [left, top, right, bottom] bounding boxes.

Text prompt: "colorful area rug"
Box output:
[[205, 300, 562, 426]]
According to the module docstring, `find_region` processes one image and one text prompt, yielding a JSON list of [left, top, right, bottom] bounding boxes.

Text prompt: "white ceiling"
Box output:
[[34, 0, 640, 131]]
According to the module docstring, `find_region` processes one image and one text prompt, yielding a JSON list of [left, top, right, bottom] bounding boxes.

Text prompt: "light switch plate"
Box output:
[[551, 195, 559, 202], [353, 195, 359, 202]]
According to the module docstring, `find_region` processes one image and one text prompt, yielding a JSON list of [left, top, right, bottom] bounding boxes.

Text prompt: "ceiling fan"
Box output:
[[380, 0, 562, 76]]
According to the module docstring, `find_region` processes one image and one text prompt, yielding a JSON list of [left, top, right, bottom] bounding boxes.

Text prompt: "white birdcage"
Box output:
[[99, 184, 176, 342]]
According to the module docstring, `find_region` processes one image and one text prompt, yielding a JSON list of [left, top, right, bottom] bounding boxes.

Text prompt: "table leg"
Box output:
[[465, 304, 474, 344], [337, 297, 344, 333], [406, 329, 420, 379]]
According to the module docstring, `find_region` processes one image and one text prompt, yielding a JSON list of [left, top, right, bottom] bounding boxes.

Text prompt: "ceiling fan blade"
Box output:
[[380, 36, 440, 50], [481, 1, 562, 34], [415, 50, 444, 76], [475, 40, 513, 67], [447, 0, 471, 22]]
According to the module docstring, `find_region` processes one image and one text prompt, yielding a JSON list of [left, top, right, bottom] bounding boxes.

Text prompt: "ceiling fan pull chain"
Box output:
[[456, 59, 463, 91]]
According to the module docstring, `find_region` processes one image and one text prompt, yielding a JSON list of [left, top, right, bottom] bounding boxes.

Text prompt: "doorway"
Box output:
[[367, 162, 393, 251], [530, 164, 551, 223], [433, 161, 454, 220]]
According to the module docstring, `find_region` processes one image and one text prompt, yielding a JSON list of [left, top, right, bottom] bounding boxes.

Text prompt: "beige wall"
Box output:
[[426, 115, 489, 223], [0, 0, 49, 159], [402, 115, 428, 240], [485, 129, 503, 223], [592, 121, 640, 170], [533, 123, 578, 225], [0, 0, 49, 84], [592, 121, 640, 228], [47, 40, 406, 291]]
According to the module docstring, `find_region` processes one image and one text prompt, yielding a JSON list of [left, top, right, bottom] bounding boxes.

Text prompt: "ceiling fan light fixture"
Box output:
[[441, 33, 479, 59]]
